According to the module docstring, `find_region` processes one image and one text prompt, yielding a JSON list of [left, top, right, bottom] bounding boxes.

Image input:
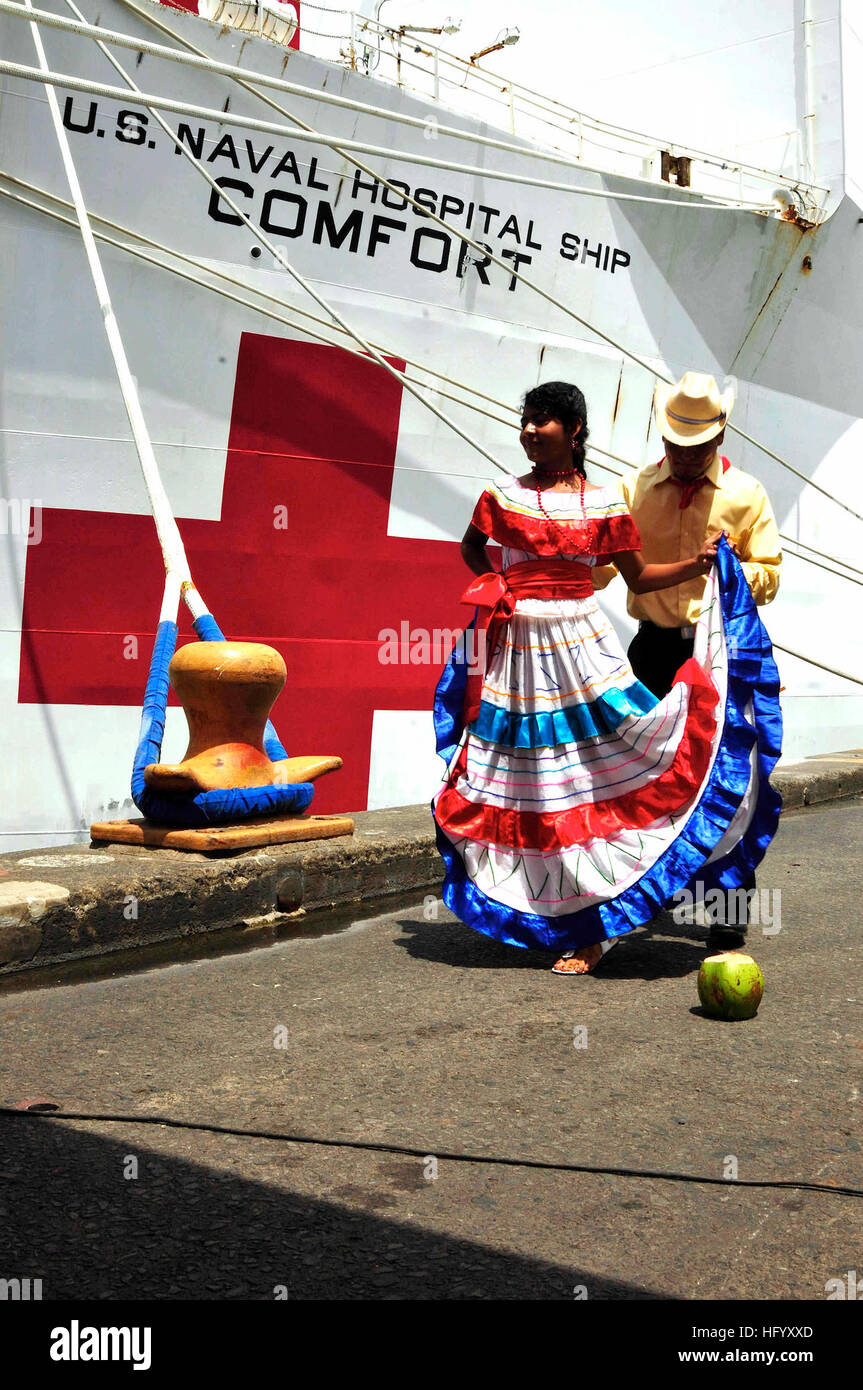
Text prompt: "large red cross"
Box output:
[[19, 334, 469, 812]]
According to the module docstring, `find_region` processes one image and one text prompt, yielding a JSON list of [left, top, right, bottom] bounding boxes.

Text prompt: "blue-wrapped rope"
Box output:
[[131, 618, 313, 827]]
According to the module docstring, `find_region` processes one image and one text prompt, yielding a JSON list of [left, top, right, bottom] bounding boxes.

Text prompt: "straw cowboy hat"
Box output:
[[654, 371, 735, 446]]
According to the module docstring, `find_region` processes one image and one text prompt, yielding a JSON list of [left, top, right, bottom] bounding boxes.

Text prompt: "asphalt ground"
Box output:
[[0, 798, 861, 1303]]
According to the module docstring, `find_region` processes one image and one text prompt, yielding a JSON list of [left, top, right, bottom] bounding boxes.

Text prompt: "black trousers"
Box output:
[[627, 619, 694, 701], [628, 620, 755, 931]]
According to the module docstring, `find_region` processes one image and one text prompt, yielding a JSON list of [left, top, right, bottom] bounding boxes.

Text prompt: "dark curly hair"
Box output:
[[521, 380, 589, 477]]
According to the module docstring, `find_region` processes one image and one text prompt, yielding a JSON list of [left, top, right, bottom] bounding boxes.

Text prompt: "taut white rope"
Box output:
[[771, 643, 863, 687], [38, 16, 514, 479], [7, 3, 852, 524], [0, 172, 514, 433], [0, 50, 774, 212], [0, 0, 775, 211], [20, 0, 199, 613], [2, 206, 858, 683], [0, 171, 514, 430], [354, 13, 829, 204], [3, 165, 861, 591], [7, 42, 853, 523], [112, 0, 861, 528]]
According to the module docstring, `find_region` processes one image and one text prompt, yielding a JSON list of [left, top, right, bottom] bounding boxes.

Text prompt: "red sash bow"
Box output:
[[460, 558, 593, 724]]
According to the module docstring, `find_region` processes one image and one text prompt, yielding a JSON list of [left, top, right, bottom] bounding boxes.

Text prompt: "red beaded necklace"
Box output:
[[533, 469, 595, 554]]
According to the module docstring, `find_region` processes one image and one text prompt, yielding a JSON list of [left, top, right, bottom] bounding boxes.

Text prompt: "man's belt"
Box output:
[[638, 619, 695, 639]]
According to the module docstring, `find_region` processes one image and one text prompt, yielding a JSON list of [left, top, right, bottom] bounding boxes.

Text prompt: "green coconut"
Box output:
[[697, 952, 764, 1021]]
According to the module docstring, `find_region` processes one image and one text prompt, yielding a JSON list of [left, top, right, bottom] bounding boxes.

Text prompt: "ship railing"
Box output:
[[297, 10, 829, 217], [0, 0, 829, 216]]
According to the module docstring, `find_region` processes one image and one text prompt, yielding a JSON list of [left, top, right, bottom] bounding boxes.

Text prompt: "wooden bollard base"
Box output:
[[90, 814, 355, 853]]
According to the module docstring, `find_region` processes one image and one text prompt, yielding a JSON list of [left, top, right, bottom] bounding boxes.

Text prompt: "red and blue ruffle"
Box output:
[[432, 537, 782, 952]]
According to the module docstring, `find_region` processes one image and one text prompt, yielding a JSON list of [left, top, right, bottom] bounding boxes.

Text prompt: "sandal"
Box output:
[[551, 938, 619, 976]]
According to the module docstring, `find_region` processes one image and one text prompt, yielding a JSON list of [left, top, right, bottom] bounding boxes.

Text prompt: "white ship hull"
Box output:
[[0, 0, 861, 847]]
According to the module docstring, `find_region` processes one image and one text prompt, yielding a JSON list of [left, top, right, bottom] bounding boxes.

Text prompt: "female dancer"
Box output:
[[432, 381, 781, 975]]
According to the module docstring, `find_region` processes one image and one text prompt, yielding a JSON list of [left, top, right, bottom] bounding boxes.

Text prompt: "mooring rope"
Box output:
[[8, 13, 856, 528], [8, 2, 855, 529], [2, 169, 860, 617], [350, 13, 830, 207], [0, 0, 777, 211], [19, 0, 204, 623], [2, 171, 861, 609], [27, 17, 513, 481], [10, 13, 298, 803], [0, 170, 517, 427], [0, 49, 773, 213], [13, 166, 857, 589], [6, 13, 861, 686]]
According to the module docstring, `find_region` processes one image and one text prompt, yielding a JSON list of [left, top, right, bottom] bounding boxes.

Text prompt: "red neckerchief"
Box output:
[[666, 455, 730, 509]]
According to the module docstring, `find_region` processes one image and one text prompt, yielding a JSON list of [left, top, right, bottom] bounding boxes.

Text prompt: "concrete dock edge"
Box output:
[[1, 749, 861, 977]]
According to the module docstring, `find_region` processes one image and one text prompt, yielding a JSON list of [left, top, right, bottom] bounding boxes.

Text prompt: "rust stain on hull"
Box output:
[[730, 222, 815, 373], [611, 363, 624, 426]]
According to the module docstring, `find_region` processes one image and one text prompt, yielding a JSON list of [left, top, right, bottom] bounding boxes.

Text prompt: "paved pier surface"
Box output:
[[0, 797, 860, 1301], [1, 747, 862, 977]]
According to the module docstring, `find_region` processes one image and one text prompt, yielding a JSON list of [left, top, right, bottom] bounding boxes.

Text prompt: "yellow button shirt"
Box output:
[[593, 452, 781, 627]]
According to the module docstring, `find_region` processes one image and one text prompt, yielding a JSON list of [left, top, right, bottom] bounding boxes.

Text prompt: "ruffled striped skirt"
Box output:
[[432, 542, 782, 952]]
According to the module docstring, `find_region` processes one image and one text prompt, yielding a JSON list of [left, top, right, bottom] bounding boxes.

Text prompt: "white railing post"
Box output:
[[433, 48, 439, 101], [509, 83, 515, 135]]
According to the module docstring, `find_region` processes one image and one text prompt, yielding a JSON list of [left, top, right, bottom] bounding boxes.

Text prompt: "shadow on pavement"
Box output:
[[0, 1115, 673, 1300], [394, 917, 707, 979]]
